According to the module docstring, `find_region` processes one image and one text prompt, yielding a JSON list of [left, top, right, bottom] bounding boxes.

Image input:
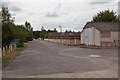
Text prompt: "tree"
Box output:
[[2, 7, 33, 46], [92, 10, 119, 22], [25, 21, 32, 31], [25, 21, 33, 41], [53, 28, 57, 32], [2, 7, 14, 24], [47, 29, 53, 32], [41, 26, 45, 31], [40, 26, 47, 39], [33, 31, 41, 39], [65, 30, 68, 33], [68, 30, 72, 32], [2, 7, 15, 46]]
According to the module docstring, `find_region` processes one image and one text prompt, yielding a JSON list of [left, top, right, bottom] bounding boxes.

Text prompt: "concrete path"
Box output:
[[3, 40, 118, 78]]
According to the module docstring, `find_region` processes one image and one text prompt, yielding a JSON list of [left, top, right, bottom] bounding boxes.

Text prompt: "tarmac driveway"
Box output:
[[3, 40, 118, 78]]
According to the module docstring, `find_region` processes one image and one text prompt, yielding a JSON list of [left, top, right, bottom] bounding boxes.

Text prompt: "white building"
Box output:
[[81, 22, 120, 47]]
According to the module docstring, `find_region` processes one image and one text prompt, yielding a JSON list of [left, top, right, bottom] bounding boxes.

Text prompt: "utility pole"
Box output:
[[0, 11, 2, 57]]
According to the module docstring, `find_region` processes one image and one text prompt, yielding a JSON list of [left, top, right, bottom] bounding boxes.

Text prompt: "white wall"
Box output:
[[81, 27, 101, 46], [84, 28, 93, 45], [94, 28, 101, 46], [81, 30, 85, 44]]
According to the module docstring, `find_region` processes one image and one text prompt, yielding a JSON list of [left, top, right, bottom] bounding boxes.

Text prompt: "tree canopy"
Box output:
[[2, 7, 33, 47], [33, 27, 58, 39], [92, 10, 119, 22]]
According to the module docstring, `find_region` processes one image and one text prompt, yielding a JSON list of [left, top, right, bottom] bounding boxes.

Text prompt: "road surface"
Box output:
[[3, 40, 118, 78]]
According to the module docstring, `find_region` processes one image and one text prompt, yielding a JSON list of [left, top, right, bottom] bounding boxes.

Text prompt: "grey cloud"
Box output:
[[1, 2, 22, 12], [89, 2, 109, 5], [2, 2, 9, 7], [10, 6, 21, 12], [45, 11, 59, 17], [40, 22, 82, 32], [57, 3, 62, 9], [63, 12, 69, 15], [89, 0, 115, 5]]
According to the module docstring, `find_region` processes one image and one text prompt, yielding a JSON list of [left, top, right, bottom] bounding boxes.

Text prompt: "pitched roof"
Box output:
[[83, 22, 120, 32]]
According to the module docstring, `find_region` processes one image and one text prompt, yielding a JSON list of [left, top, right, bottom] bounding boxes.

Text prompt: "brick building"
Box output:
[[48, 32, 81, 40]]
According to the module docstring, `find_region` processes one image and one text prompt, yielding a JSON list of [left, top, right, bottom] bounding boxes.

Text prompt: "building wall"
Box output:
[[84, 28, 93, 45], [48, 32, 80, 40], [81, 27, 101, 46], [101, 31, 119, 47], [111, 32, 118, 41], [81, 30, 85, 44], [94, 27, 101, 46], [81, 28, 91, 45]]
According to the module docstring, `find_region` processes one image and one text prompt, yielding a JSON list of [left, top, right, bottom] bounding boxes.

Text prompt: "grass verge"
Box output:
[[2, 43, 29, 67]]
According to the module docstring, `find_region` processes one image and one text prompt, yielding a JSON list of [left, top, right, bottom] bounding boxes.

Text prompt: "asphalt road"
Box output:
[[3, 40, 118, 78]]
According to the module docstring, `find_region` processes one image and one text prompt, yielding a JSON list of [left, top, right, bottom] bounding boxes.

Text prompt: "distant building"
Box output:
[[81, 22, 120, 47], [48, 32, 81, 40]]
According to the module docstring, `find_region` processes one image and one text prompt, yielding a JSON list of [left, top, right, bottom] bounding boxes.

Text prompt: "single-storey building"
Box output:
[[81, 22, 120, 47]]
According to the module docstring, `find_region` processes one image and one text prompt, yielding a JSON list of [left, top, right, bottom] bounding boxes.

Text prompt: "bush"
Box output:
[[17, 43, 24, 47]]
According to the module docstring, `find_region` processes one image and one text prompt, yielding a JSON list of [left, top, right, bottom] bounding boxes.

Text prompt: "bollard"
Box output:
[[3, 47, 5, 56], [69, 39, 70, 45], [64, 39, 66, 44], [66, 39, 68, 45], [9, 46, 11, 53], [62, 39, 64, 44], [6, 46, 7, 50], [59, 39, 60, 43], [10, 45, 12, 52], [75, 39, 76, 45]]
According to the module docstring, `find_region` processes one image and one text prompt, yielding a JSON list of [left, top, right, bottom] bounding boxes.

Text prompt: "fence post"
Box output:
[[69, 39, 70, 45], [66, 39, 68, 45], [3, 47, 5, 56], [9, 46, 11, 53], [75, 39, 76, 45], [6, 46, 7, 50], [64, 39, 66, 45], [10, 45, 12, 52]]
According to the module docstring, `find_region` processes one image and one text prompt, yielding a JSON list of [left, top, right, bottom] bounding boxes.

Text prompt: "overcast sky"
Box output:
[[0, 0, 119, 32]]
